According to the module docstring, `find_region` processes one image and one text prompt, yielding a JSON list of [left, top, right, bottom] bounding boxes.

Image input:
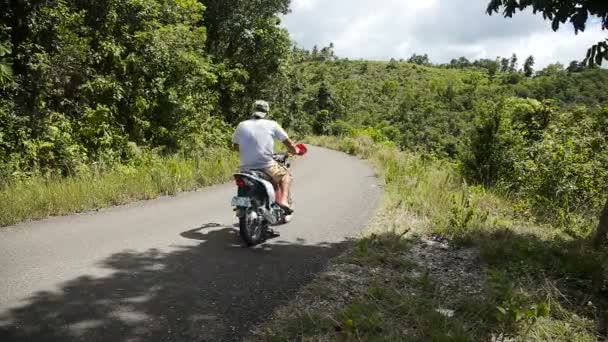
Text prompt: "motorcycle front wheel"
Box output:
[[239, 208, 266, 246]]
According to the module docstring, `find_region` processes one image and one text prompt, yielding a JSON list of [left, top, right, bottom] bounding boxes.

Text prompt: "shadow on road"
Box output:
[[0, 224, 349, 342]]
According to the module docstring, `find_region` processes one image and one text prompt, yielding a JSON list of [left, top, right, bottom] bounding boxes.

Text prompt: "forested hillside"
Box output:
[[275, 53, 608, 234]]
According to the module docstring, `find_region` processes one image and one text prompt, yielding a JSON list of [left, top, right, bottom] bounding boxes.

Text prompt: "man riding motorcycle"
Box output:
[[232, 100, 301, 214]]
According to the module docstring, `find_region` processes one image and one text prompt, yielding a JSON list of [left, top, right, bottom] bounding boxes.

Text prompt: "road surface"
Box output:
[[0, 146, 381, 342]]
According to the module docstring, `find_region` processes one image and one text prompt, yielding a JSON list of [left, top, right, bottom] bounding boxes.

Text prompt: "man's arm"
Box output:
[[282, 139, 298, 155], [273, 121, 298, 154]]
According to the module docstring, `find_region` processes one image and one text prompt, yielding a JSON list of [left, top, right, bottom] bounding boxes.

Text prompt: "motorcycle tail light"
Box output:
[[235, 178, 247, 187]]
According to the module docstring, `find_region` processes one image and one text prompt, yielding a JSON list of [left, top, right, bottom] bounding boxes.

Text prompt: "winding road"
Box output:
[[0, 146, 381, 342]]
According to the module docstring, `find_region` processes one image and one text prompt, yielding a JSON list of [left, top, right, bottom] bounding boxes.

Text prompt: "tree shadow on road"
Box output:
[[0, 224, 349, 342]]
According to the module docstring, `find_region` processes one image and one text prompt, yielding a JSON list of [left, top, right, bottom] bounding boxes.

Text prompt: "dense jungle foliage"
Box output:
[[0, 0, 291, 182], [1, 0, 607, 234]]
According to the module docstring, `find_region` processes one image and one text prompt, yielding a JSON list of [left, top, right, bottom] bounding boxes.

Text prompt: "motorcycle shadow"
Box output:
[[181, 223, 281, 248], [0, 223, 350, 342]]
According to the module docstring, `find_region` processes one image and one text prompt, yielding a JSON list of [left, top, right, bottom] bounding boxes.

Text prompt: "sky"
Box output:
[[282, 0, 607, 69]]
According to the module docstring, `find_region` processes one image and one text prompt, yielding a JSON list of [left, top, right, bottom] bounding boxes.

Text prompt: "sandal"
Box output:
[[277, 203, 294, 215]]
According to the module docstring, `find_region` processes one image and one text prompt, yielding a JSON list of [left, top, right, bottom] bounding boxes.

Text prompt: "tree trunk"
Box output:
[[593, 195, 608, 249]]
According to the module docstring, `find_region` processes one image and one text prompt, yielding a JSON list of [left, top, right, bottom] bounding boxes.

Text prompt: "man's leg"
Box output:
[[277, 174, 291, 207], [265, 162, 291, 208]]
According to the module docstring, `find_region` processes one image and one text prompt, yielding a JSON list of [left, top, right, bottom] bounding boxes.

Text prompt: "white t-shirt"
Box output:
[[232, 119, 289, 170]]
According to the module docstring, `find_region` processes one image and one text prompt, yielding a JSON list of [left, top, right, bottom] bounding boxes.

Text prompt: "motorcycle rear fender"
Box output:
[[234, 173, 276, 207]]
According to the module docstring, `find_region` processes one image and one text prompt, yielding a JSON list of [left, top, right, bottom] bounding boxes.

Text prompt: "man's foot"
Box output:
[[277, 203, 294, 215]]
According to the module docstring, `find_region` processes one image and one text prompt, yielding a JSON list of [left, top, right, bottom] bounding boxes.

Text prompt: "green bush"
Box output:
[[462, 98, 608, 230]]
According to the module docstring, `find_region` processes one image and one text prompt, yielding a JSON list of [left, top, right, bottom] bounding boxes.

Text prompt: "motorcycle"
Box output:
[[231, 144, 308, 246]]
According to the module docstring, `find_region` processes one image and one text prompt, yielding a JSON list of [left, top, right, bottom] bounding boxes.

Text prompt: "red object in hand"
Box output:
[[296, 143, 308, 156]]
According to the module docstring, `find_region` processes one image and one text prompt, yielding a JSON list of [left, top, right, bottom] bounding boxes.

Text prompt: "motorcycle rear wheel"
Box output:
[[239, 209, 266, 246]]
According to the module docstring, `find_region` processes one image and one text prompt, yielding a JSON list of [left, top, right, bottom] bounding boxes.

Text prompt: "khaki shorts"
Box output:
[[264, 162, 289, 184]]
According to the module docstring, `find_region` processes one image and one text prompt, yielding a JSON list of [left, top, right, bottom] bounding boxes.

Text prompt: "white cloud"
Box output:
[[290, 0, 321, 12], [282, 0, 607, 68]]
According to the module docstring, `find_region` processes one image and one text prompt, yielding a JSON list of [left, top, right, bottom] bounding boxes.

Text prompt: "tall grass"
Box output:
[[307, 135, 492, 237], [0, 149, 239, 226]]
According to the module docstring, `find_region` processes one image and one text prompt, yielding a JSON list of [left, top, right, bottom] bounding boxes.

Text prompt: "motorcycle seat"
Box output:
[[240, 170, 274, 184]]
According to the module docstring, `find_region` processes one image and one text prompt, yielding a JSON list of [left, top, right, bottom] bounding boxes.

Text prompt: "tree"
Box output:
[[457, 56, 471, 68], [500, 57, 510, 72], [359, 62, 369, 74], [201, 0, 292, 122], [318, 42, 336, 61], [449, 57, 472, 69], [487, 0, 608, 246], [597, 203, 608, 248], [509, 53, 518, 72], [408, 53, 431, 66], [567, 60, 585, 73], [473, 58, 500, 77], [387, 58, 399, 69], [537, 63, 565, 77], [317, 82, 337, 112], [0, 36, 12, 88], [524, 55, 535, 77], [487, 0, 608, 66], [310, 82, 339, 135]]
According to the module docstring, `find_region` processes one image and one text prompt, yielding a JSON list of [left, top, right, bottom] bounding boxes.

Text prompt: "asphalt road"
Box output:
[[0, 146, 381, 342]]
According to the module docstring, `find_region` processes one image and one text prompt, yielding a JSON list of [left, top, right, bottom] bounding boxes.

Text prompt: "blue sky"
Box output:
[[282, 0, 606, 68]]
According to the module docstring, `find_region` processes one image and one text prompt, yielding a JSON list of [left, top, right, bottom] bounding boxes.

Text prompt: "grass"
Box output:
[[252, 135, 606, 341], [0, 149, 239, 226], [253, 233, 494, 341]]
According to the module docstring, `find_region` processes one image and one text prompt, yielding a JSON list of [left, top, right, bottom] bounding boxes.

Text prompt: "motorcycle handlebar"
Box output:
[[272, 144, 308, 162], [272, 153, 289, 160]]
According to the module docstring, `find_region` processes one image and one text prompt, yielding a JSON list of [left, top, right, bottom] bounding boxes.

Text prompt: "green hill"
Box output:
[[274, 57, 608, 232]]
